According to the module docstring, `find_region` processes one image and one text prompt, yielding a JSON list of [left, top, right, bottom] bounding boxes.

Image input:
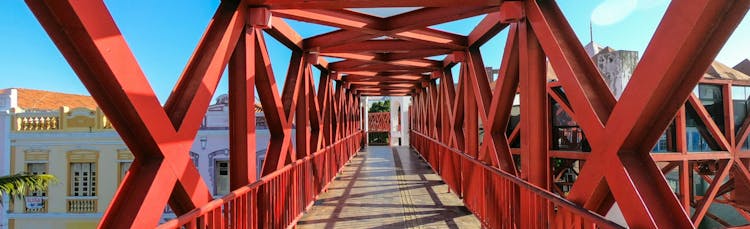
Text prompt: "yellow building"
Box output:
[[0, 89, 270, 229], [2, 89, 126, 229]]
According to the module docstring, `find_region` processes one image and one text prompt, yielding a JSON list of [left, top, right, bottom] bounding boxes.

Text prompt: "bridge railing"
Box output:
[[157, 131, 363, 229], [410, 130, 624, 229]]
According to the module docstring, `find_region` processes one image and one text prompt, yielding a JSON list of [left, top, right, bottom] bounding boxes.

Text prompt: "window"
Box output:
[[668, 179, 679, 193], [651, 132, 670, 153], [27, 163, 48, 197], [732, 85, 750, 149], [696, 84, 725, 133], [551, 101, 587, 151], [685, 84, 725, 152], [25, 163, 48, 212], [70, 163, 96, 197], [214, 161, 229, 196], [118, 162, 132, 184]]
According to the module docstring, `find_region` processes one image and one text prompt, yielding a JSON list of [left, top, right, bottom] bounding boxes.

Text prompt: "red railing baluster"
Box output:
[[409, 131, 625, 229], [157, 132, 364, 229]]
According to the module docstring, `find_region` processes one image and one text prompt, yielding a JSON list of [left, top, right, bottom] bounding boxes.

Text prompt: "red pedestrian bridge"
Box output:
[[24, 0, 750, 228]]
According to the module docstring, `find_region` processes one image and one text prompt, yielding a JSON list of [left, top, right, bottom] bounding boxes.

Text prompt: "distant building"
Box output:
[[364, 96, 410, 147], [592, 47, 638, 99], [479, 46, 750, 226], [0, 89, 269, 229], [582, 41, 640, 99]]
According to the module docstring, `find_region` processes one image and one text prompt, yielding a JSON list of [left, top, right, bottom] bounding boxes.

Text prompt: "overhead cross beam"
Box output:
[[269, 4, 509, 96], [298, 7, 491, 50], [250, 0, 502, 9]]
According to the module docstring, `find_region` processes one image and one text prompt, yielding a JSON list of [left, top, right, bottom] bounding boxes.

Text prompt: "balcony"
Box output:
[[67, 197, 97, 213]]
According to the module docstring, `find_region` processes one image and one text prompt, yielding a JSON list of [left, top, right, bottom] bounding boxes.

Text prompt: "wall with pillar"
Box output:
[[389, 96, 410, 146]]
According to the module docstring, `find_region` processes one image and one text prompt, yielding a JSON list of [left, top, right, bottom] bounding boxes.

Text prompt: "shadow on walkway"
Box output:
[[297, 146, 480, 229]]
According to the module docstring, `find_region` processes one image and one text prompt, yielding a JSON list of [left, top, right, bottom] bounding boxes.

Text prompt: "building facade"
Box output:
[[487, 43, 750, 227], [0, 90, 269, 229], [546, 58, 750, 227], [363, 96, 410, 146]]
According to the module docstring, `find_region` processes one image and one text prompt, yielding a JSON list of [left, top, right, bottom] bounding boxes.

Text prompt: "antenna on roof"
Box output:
[[589, 20, 593, 43]]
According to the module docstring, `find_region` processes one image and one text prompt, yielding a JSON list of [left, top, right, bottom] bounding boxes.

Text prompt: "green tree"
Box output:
[[0, 173, 56, 199], [368, 100, 391, 113]]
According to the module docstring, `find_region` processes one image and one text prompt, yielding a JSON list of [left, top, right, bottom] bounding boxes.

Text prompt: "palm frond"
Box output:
[[0, 173, 57, 199]]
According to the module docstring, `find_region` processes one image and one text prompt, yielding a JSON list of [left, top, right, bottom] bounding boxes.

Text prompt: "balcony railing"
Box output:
[[12, 107, 112, 132], [14, 112, 60, 131], [67, 197, 97, 213]]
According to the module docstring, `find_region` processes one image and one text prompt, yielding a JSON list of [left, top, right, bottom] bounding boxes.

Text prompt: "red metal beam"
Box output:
[[518, 18, 549, 228], [272, 9, 385, 32], [228, 27, 257, 190], [692, 160, 732, 225], [359, 93, 411, 96], [300, 8, 476, 50], [320, 40, 458, 53], [384, 6, 498, 31], [526, 0, 750, 227], [253, 0, 502, 9], [348, 82, 419, 87], [353, 83, 418, 88], [25, 0, 245, 227], [385, 49, 453, 61], [526, 0, 615, 141], [332, 63, 436, 72], [323, 53, 442, 69], [343, 74, 427, 81], [467, 12, 507, 48], [479, 24, 519, 173], [265, 16, 329, 70], [28, 0, 750, 227], [254, 29, 297, 175]]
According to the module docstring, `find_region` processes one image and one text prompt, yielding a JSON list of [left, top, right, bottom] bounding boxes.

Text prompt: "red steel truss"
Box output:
[[368, 112, 390, 132], [24, 0, 749, 228], [411, 0, 750, 228]]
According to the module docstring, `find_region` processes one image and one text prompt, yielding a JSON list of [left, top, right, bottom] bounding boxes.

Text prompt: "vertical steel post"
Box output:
[[229, 26, 257, 190], [519, 18, 549, 228]]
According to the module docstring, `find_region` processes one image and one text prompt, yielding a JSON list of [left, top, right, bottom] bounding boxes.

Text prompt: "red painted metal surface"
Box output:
[[25, 0, 750, 228], [368, 112, 390, 132], [411, 131, 623, 229], [157, 133, 362, 229], [409, 0, 750, 227]]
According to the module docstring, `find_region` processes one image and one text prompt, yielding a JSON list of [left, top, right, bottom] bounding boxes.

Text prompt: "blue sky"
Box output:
[[1, 0, 748, 103]]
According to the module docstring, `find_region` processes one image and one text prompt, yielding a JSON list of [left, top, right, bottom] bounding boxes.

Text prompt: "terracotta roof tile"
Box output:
[[9, 88, 97, 110], [6, 88, 267, 117]]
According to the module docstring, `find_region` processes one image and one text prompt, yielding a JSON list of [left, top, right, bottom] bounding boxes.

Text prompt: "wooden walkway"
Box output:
[[297, 146, 481, 229]]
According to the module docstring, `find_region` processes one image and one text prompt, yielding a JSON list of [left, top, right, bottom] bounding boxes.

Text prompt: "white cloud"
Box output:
[[591, 0, 638, 26]]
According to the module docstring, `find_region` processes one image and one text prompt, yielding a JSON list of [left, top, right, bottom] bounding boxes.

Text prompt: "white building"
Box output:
[[364, 96, 410, 146]]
